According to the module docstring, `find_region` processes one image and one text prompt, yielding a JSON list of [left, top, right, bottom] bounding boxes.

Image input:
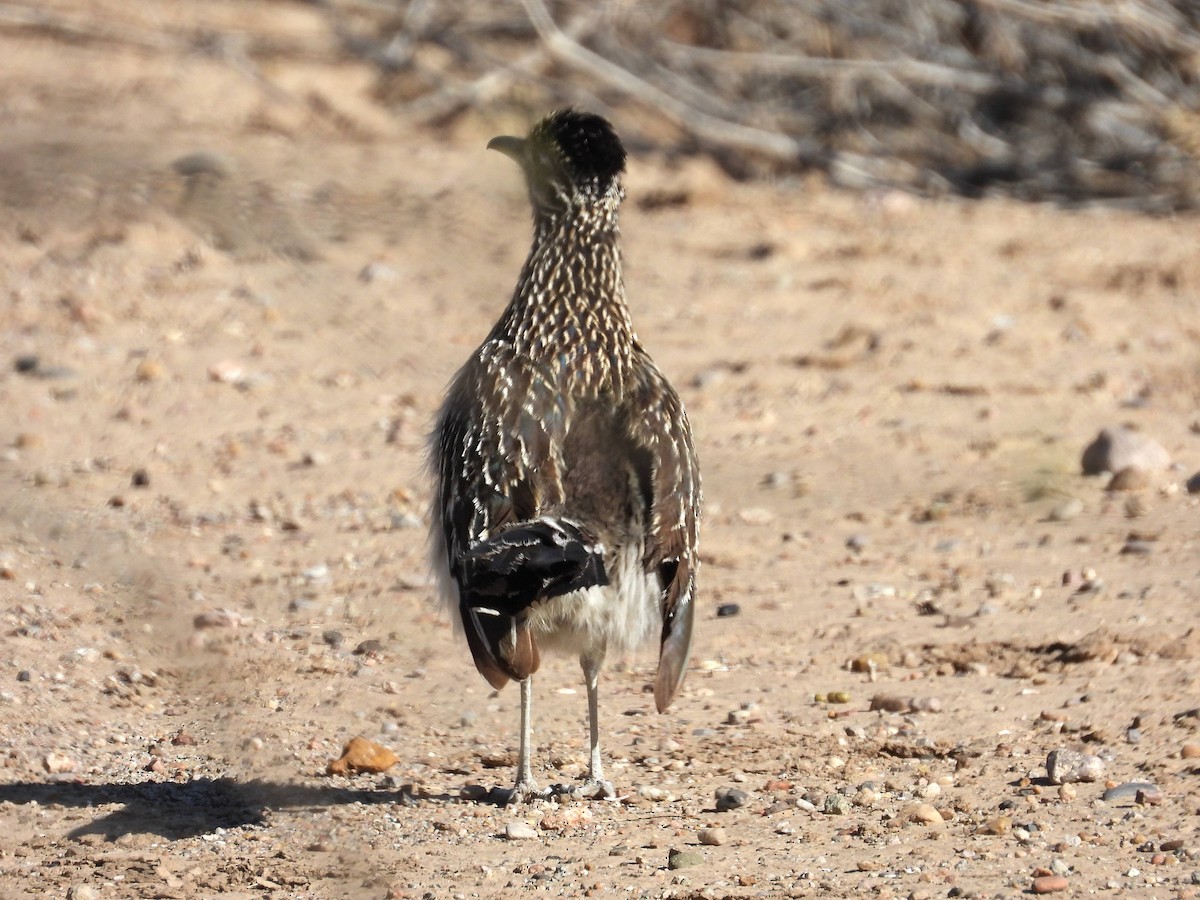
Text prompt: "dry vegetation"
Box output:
[[328, 0, 1200, 205]]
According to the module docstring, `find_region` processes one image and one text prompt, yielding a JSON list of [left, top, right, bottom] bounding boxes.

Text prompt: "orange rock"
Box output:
[[1032, 875, 1069, 894], [326, 736, 399, 776]]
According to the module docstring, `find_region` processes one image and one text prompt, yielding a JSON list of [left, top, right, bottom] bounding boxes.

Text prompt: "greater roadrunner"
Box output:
[[430, 110, 701, 802]]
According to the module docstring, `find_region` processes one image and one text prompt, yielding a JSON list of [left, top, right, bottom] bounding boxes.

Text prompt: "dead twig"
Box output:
[[514, 0, 812, 163]]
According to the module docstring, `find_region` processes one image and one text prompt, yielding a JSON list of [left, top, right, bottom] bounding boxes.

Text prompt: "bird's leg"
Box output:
[[572, 652, 616, 799], [505, 675, 548, 804]]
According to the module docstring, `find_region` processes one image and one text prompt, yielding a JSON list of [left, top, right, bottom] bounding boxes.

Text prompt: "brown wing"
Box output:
[[432, 339, 568, 686], [626, 349, 702, 712]]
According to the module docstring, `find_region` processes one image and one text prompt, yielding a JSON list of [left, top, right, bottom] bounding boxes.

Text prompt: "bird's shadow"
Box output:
[[0, 778, 443, 842]]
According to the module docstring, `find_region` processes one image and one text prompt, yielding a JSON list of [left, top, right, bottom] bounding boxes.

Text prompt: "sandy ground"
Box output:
[[1, 3, 1199, 899]]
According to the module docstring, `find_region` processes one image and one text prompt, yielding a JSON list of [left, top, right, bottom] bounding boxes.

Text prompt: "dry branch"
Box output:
[[515, 0, 810, 163], [335, 0, 1198, 206]]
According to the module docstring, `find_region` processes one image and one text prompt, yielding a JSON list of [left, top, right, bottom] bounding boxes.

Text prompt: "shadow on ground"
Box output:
[[0, 778, 430, 841]]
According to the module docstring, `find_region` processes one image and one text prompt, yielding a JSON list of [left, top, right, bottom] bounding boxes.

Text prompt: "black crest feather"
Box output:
[[536, 109, 626, 187]]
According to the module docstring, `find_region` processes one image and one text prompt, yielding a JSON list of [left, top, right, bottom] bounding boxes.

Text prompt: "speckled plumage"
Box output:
[[429, 110, 701, 799]]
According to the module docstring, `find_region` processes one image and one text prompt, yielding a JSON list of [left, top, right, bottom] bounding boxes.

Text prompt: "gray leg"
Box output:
[[507, 675, 544, 803], [575, 654, 616, 799]]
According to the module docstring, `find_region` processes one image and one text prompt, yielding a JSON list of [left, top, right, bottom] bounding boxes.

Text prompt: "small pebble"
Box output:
[[1081, 426, 1170, 475], [1186, 472, 1200, 494], [1107, 466, 1149, 492], [638, 785, 670, 802], [726, 707, 754, 725], [1048, 498, 1084, 522], [173, 150, 234, 177], [1032, 875, 1069, 894], [1101, 781, 1159, 803], [761, 470, 790, 489], [193, 609, 244, 629], [358, 262, 398, 283], [459, 784, 489, 802], [67, 887, 100, 900], [131, 468, 150, 488], [851, 653, 889, 673], [207, 359, 246, 385], [667, 848, 704, 870], [504, 821, 538, 841], [353, 639, 385, 657], [977, 816, 1011, 835], [824, 794, 852, 816], [325, 736, 399, 775], [869, 694, 911, 713], [900, 802, 943, 827], [135, 359, 165, 383], [1046, 748, 1105, 784], [16, 670, 31, 683], [43, 751, 76, 774], [714, 786, 749, 812], [738, 507, 773, 525], [691, 368, 726, 390], [845, 533, 869, 552], [715, 603, 740, 618], [697, 827, 727, 846], [1135, 786, 1164, 805], [1181, 743, 1200, 759], [322, 630, 345, 649]]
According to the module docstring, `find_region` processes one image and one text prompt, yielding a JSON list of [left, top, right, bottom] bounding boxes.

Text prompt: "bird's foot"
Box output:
[[564, 777, 617, 801], [498, 779, 553, 806]]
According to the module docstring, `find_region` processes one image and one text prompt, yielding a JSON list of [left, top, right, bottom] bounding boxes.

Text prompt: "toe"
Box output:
[[572, 779, 616, 800]]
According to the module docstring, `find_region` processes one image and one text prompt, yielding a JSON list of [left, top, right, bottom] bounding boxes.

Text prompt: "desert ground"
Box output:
[[1, 3, 1199, 899]]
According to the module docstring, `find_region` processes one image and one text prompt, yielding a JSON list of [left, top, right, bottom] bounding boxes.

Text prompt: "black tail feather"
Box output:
[[459, 517, 608, 617]]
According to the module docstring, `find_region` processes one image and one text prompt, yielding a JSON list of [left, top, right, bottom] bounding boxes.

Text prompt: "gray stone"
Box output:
[[668, 848, 704, 869], [1102, 781, 1160, 803], [1081, 426, 1170, 475], [504, 821, 538, 841], [824, 794, 852, 815], [172, 151, 235, 178], [1048, 498, 1084, 522], [1046, 748, 1105, 784], [714, 786, 749, 811]]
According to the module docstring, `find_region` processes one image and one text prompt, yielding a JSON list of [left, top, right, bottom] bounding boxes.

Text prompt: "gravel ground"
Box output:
[[1, 3, 1198, 898]]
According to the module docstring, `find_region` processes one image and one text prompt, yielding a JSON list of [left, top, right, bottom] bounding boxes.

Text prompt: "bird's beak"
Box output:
[[487, 135, 526, 164]]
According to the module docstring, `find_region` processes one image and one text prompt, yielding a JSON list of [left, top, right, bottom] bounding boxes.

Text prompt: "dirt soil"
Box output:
[[2, 3, 1199, 899]]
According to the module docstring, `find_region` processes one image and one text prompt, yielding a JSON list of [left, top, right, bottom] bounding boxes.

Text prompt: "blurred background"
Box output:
[[4, 0, 1199, 208]]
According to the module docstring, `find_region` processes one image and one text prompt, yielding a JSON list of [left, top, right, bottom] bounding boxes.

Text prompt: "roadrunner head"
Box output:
[[488, 109, 626, 217]]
